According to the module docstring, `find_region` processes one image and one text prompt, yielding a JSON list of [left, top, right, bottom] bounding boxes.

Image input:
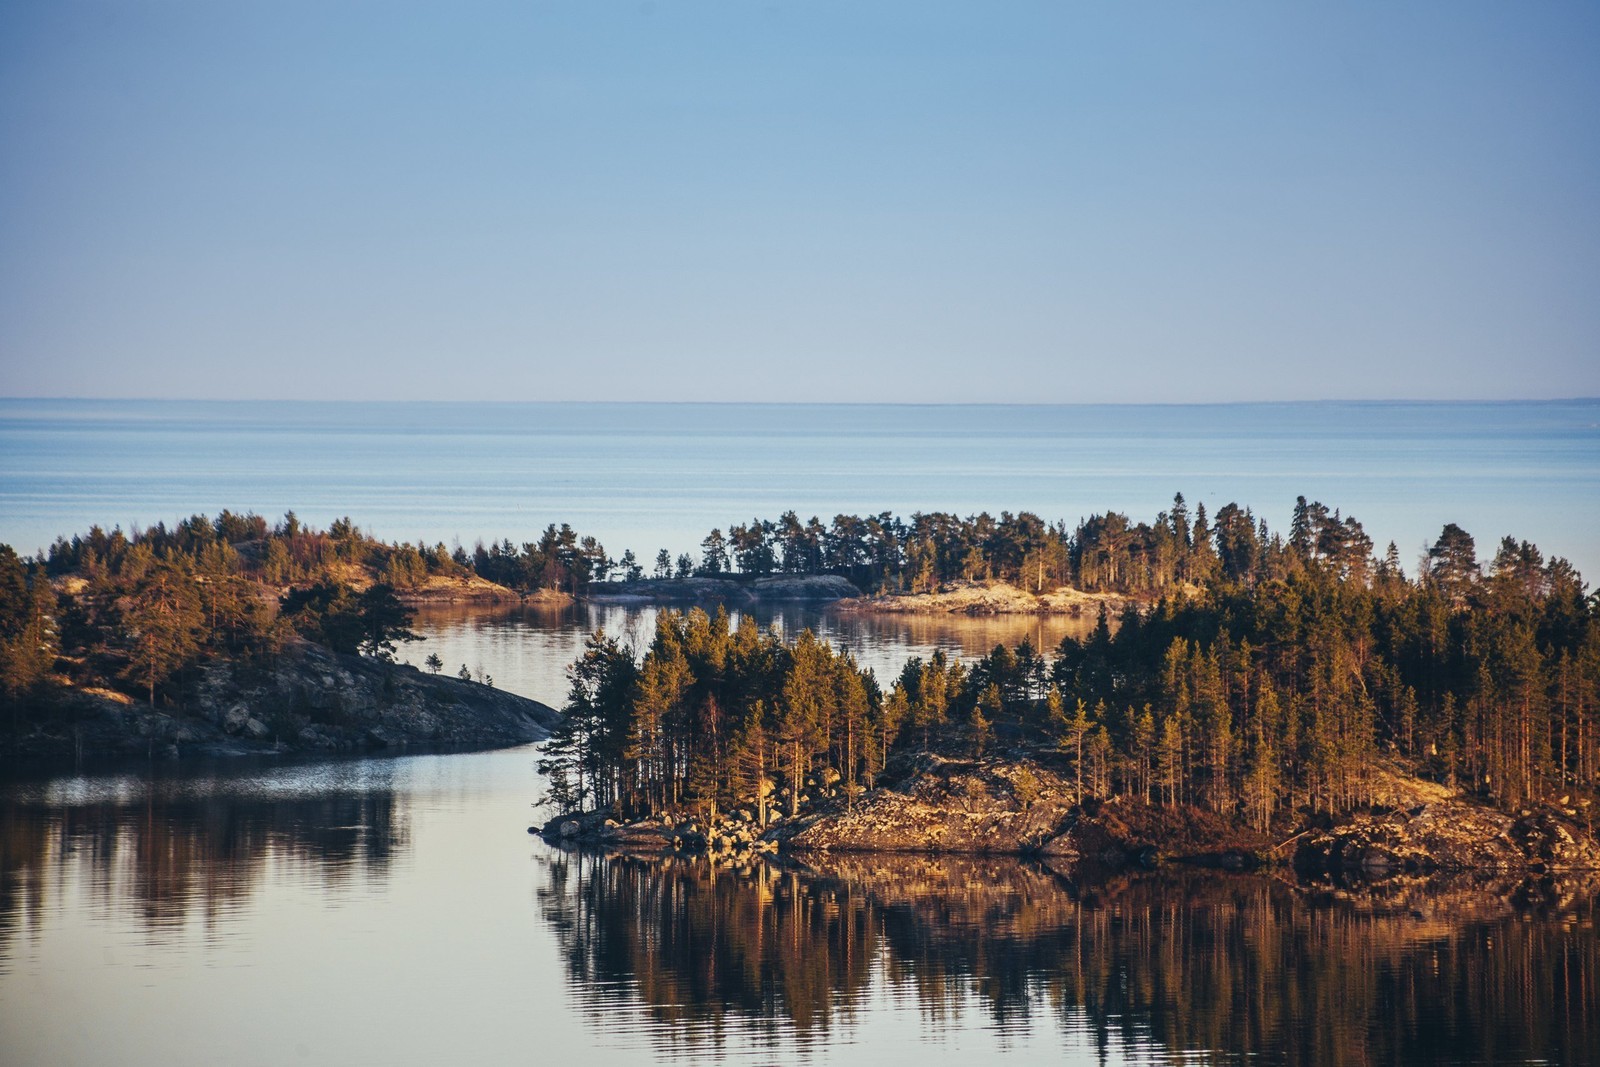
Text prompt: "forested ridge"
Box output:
[[539, 497, 1599, 838], [0, 510, 579, 761]]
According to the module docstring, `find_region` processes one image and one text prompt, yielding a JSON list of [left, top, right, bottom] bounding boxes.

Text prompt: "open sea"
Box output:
[[1, 397, 1597, 582]]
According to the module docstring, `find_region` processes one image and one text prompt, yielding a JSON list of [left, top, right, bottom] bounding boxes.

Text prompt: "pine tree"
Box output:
[[972, 683, 999, 758], [119, 558, 204, 706], [1157, 714, 1184, 806], [0, 546, 57, 702], [1131, 705, 1156, 803], [1243, 730, 1279, 831], [1055, 697, 1094, 802]]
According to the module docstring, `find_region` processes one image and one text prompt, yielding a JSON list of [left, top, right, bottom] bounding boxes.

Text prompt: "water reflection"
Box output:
[[4, 750, 1595, 1065], [536, 849, 1600, 1065], [0, 761, 407, 965], [407, 601, 1100, 707], [537, 850, 877, 1060]]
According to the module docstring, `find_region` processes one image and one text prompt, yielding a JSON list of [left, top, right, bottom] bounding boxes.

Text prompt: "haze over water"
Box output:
[[2, 398, 1596, 583]]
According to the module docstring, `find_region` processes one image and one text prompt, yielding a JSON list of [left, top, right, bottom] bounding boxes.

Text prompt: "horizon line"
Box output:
[[3, 395, 1597, 408]]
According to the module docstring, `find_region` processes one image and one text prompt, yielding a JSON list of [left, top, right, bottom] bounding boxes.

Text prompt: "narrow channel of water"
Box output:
[[400, 600, 1101, 708]]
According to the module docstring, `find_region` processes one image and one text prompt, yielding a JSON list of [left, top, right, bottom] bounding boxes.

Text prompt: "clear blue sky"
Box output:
[[2, 1, 1597, 402]]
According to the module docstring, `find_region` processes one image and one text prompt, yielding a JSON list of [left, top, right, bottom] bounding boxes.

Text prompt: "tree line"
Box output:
[[541, 512, 1598, 832], [26, 493, 1442, 602], [3, 513, 431, 713], [658, 494, 1412, 597], [8, 508, 623, 713]]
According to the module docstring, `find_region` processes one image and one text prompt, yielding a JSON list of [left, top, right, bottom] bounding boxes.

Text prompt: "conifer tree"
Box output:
[[120, 557, 204, 706]]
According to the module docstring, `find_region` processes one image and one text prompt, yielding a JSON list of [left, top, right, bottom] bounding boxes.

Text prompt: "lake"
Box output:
[[2, 609, 1597, 1065], [2, 398, 1596, 582], [2, 398, 1598, 1063], [1, 743, 1593, 1066]]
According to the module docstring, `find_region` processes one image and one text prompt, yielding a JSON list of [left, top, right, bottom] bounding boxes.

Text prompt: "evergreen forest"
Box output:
[[540, 497, 1598, 835]]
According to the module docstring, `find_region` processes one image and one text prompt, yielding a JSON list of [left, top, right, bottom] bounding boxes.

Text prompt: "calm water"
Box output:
[[2, 398, 1596, 581], [1, 747, 1594, 1066], [400, 601, 1100, 707], [3, 398, 1599, 1063]]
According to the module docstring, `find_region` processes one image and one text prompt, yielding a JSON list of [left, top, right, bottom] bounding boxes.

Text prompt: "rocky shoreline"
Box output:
[[539, 755, 1600, 878], [2, 637, 560, 763], [392, 574, 1140, 616], [835, 580, 1136, 617], [587, 574, 861, 605], [581, 576, 1140, 616]]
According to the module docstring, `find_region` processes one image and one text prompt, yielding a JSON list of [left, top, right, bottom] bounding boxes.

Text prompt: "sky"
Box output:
[[1, 1, 1597, 403]]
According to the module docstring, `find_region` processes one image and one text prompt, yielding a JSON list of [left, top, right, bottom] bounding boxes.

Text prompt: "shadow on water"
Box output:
[[0, 760, 407, 964], [535, 848, 1600, 1065]]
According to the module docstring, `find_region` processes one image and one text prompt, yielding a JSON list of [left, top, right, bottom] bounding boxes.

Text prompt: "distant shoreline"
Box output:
[[579, 576, 1141, 617], [833, 581, 1140, 617], [6, 398, 1596, 582]]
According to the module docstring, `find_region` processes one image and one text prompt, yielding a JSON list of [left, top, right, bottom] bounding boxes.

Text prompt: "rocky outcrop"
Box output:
[[242, 550, 523, 604], [540, 811, 676, 852], [3, 638, 560, 762], [533, 757, 1598, 880], [836, 581, 1133, 617], [540, 808, 779, 858], [772, 756, 1128, 862], [588, 574, 861, 605], [1295, 800, 1600, 874], [394, 573, 525, 604], [747, 575, 862, 600]]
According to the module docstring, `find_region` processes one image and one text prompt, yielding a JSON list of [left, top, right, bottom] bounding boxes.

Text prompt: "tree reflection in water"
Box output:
[[536, 849, 1599, 1064], [538, 851, 877, 1058], [0, 769, 406, 959]]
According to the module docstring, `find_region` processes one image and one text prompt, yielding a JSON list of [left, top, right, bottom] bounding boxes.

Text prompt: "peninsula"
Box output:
[[0, 513, 561, 762]]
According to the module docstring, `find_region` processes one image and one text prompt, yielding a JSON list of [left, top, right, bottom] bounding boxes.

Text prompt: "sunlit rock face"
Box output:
[[1296, 798, 1600, 874], [775, 757, 1120, 859]]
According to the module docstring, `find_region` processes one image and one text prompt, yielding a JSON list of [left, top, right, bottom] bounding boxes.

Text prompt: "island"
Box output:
[[530, 498, 1599, 879]]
